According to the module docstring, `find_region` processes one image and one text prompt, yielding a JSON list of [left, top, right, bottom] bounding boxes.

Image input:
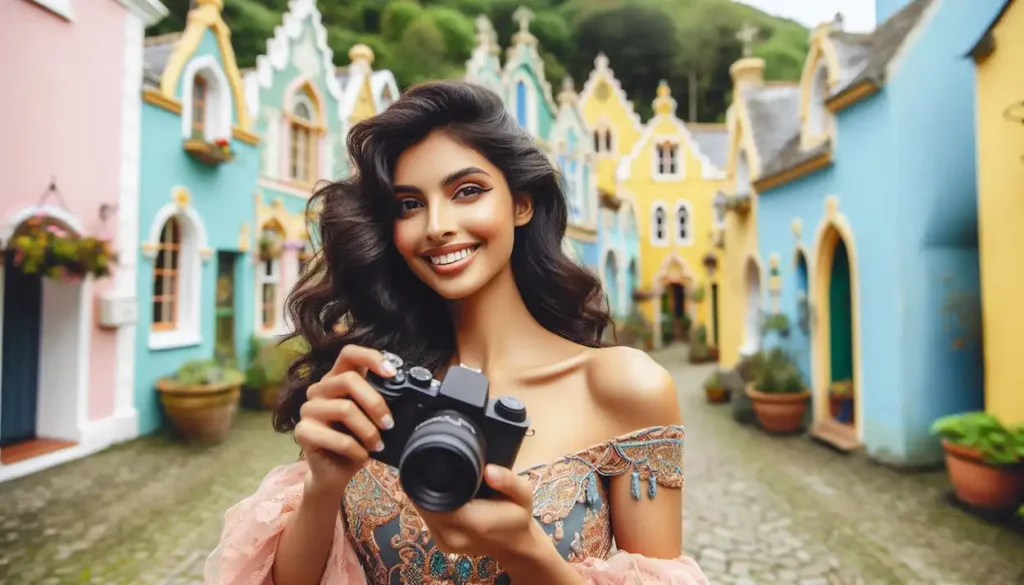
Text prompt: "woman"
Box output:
[[205, 81, 707, 585]]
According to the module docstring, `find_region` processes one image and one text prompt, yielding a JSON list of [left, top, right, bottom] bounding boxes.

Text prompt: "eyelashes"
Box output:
[[395, 185, 493, 217]]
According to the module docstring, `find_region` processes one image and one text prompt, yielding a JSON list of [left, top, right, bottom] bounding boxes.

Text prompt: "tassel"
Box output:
[[586, 474, 599, 506], [648, 471, 657, 499], [629, 470, 641, 500]]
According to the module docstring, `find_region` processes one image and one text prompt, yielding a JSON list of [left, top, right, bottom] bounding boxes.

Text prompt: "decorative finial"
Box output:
[[349, 43, 375, 65], [833, 11, 845, 30], [513, 6, 534, 36], [595, 52, 610, 70], [653, 80, 675, 116], [558, 76, 577, 105], [736, 22, 759, 57]]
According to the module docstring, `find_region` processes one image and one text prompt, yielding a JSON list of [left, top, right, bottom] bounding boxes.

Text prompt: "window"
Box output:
[[675, 201, 693, 245], [652, 203, 668, 245], [191, 76, 208, 139], [593, 128, 614, 154], [656, 142, 679, 176], [604, 130, 612, 153], [515, 80, 528, 128], [289, 88, 320, 184], [807, 63, 830, 137], [258, 222, 284, 331], [593, 130, 602, 153], [152, 217, 181, 331]]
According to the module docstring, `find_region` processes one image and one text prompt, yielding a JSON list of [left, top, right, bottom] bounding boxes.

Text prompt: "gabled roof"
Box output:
[[743, 83, 801, 174], [143, 32, 182, 89], [688, 124, 729, 172]]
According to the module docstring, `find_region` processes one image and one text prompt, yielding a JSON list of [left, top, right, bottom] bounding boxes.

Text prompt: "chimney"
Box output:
[[729, 57, 765, 94], [348, 44, 375, 75]]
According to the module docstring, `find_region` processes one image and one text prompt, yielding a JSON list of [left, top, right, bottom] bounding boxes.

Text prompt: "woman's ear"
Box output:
[[513, 192, 534, 227]]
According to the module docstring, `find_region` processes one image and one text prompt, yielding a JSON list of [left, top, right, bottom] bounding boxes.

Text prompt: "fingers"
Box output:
[[294, 418, 369, 464], [327, 344, 397, 379], [483, 465, 535, 509], [300, 398, 384, 453], [308, 371, 394, 430]]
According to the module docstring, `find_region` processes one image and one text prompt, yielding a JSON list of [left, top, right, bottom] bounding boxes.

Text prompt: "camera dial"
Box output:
[[494, 395, 527, 422], [408, 366, 433, 389]]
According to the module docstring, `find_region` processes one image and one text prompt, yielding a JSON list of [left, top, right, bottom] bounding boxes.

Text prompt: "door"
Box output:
[[0, 251, 43, 447], [829, 239, 854, 424], [671, 283, 686, 341], [214, 252, 238, 367], [711, 284, 720, 346]]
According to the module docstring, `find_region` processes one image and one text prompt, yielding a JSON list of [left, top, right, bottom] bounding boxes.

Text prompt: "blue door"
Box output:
[[0, 251, 43, 447]]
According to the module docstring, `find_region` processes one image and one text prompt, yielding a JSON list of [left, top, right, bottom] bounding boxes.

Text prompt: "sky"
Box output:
[[733, 0, 877, 32]]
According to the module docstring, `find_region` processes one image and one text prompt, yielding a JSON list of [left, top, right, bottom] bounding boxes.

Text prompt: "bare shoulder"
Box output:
[[583, 346, 683, 431]]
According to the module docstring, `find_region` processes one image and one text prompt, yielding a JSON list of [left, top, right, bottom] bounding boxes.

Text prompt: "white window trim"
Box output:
[[674, 200, 694, 246], [257, 257, 285, 335], [142, 201, 212, 351], [650, 201, 669, 247], [26, 0, 73, 20], [735, 150, 751, 194], [180, 55, 232, 143], [510, 70, 539, 137], [651, 137, 684, 182], [806, 62, 830, 141]]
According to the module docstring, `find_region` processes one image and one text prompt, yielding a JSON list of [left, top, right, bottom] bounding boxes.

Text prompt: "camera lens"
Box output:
[[398, 410, 486, 512]]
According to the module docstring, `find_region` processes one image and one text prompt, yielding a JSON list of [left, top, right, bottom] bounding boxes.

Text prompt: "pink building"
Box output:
[[0, 0, 167, 482]]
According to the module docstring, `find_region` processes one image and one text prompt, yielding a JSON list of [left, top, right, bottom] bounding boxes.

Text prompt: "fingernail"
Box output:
[[373, 440, 385, 453], [380, 415, 395, 430], [381, 362, 397, 376]]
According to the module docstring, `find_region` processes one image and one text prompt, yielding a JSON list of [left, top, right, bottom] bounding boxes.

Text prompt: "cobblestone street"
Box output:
[[1, 346, 1022, 585]]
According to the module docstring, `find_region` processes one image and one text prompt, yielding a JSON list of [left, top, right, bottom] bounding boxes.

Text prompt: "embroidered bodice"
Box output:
[[340, 425, 685, 585]]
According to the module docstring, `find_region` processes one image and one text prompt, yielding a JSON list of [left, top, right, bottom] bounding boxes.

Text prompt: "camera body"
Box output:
[[364, 352, 531, 511]]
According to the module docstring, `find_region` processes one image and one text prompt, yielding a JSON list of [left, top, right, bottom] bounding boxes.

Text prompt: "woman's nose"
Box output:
[[426, 201, 457, 241]]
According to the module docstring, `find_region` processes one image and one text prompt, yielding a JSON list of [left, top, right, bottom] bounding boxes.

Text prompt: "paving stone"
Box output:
[[1, 345, 1023, 583]]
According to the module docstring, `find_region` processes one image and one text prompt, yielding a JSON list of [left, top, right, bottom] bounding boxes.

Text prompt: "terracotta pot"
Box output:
[[258, 384, 282, 410], [941, 440, 1024, 512], [156, 379, 242, 443], [746, 386, 810, 434], [829, 394, 853, 419], [705, 387, 729, 404]]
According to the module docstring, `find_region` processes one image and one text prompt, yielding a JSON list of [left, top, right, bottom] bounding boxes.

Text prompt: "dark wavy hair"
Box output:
[[274, 80, 612, 433]]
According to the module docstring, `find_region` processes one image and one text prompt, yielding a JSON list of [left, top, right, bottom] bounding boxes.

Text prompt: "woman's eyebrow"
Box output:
[[393, 167, 490, 195]]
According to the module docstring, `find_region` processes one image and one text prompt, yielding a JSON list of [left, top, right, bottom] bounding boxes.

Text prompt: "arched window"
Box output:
[[289, 87, 321, 184], [604, 129, 612, 153], [593, 130, 602, 153], [675, 201, 693, 245], [652, 203, 668, 245], [655, 141, 679, 176], [153, 217, 181, 330], [515, 80, 528, 128], [258, 222, 285, 331], [808, 63, 830, 137], [191, 75, 208, 140]]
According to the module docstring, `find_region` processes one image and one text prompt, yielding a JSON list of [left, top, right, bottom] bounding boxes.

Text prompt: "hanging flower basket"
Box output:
[[726, 193, 752, 215], [7, 215, 116, 280], [184, 137, 235, 165], [258, 230, 284, 261]]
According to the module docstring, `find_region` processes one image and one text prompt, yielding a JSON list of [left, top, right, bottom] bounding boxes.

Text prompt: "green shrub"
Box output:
[[931, 412, 1024, 466]]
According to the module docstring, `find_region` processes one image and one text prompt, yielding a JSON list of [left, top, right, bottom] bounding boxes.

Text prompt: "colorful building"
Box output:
[[243, 0, 349, 339], [551, 77, 601, 269], [969, 0, 1024, 425], [136, 0, 261, 435], [0, 0, 168, 482], [616, 82, 728, 348], [721, 0, 1003, 465], [578, 53, 645, 320]]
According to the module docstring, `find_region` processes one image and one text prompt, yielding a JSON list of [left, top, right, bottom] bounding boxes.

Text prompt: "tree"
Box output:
[[382, 1, 423, 43], [392, 15, 450, 86]]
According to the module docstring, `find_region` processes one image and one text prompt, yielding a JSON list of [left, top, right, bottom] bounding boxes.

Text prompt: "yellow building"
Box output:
[[615, 81, 729, 348], [718, 57, 801, 369], [578, 53, 645, 196], [970, 0, 1024, 424]]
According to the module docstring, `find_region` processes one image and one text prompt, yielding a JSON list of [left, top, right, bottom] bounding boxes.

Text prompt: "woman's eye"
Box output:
[[454, 185, 485, 199], [398, 199, 422, 213]]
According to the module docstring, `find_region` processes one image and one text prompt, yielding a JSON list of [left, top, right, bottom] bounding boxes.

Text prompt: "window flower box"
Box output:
[[7, 214, 116, 280], [726, 193, 752, 215], [184, 137, 235, 165]]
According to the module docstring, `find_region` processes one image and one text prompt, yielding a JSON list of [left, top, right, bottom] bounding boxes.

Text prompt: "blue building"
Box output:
[[597, 192, 641, 320], [136, 0, 261, 434], [746, 0, 1001, 465]]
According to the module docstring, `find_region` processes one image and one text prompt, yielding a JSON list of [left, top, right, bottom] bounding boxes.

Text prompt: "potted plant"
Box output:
[[703, 371, 728, 403], [183, 136, 235, 165], [619, 307, 654, 350], [9, 215, 116, 280], [931, 412, 1024, 513], [259, 230, 284, 261], [156, 359, 244, 442], [688, 324, 713, 364], [746, 348, 809, 434], [244, 335, 307, 410], [829, 379, 854, 421], [762, 312, 791, 339]]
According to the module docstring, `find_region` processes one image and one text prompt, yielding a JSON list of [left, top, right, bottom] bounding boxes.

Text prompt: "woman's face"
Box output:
[[392, 130, 532, 300]]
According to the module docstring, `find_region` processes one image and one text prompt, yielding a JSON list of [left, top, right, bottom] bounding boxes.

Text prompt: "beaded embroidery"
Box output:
[[340, 425, 684, 585]]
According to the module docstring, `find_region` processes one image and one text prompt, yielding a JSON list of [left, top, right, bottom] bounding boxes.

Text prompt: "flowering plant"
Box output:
[[8, 212, 116, 280], [214, 138, 231, 154]]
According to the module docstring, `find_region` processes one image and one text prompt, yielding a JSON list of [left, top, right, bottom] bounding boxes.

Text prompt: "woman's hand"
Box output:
[[416, 465, 580, 583], [294, 344, 397, 500]]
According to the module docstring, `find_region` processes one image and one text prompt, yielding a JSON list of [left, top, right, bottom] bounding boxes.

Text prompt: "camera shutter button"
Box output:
[[495, 396, 527, 422], [408, 366, 433, 388]]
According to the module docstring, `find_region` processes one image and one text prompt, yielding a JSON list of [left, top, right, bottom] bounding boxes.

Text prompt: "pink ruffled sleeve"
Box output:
[[203, 461, 367, 585], [572, 552, 710, 585]]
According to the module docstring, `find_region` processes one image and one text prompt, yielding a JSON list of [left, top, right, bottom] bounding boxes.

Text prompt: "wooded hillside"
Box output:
[[149, 0, 810, 122]]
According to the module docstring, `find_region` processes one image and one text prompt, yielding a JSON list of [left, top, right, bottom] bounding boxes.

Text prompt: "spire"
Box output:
[[558, 76, 578, 106], [736, 22, 759, 57], [512, 6, 536, 45], [653, 80, 676, 117]]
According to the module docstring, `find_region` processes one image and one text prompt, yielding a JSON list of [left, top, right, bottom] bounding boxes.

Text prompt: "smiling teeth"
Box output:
[[430, 247, 474, 265]]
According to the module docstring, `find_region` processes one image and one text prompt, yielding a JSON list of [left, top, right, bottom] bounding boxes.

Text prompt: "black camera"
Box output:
[[362, 352, 531, 512]]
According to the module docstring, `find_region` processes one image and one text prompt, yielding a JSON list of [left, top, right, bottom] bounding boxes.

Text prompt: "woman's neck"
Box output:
[[448, 266, 569, 379]]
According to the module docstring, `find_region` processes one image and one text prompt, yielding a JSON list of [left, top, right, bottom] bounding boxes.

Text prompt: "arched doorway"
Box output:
[[658, 256, 690, 345], [740, 258, 762, 356], [827, 237, 855, 428], [0, 210, 87, 451]]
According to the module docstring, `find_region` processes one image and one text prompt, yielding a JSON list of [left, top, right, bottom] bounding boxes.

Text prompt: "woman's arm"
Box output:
[[271, 472, 347, 585]]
